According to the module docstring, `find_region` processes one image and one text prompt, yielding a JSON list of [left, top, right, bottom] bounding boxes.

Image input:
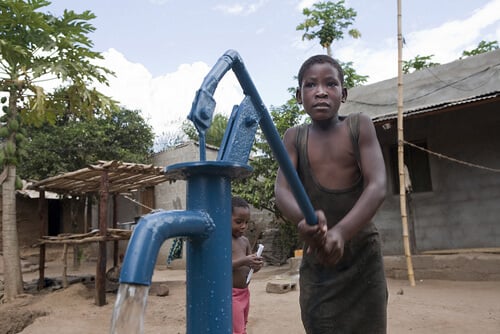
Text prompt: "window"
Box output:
[[390, 141, 433, 194]]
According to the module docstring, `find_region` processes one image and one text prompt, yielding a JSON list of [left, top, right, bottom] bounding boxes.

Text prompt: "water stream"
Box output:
[[110, 284, 150, 334]]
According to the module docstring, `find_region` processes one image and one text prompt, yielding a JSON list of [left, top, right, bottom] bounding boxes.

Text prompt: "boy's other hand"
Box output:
[[317, 227, 345, 266], [298, 210, 327, 254]]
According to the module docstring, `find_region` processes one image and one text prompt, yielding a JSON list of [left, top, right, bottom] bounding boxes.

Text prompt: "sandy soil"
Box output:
[[1, 259, 500, 334]]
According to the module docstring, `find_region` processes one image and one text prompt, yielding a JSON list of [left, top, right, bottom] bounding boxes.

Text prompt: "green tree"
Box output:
[[461, 40, 498, 59], [402, 54, 440, 74], [19, 107, 154, 180], [341, 61, 368, 89], [296, 0, 360, 57], [182, 113, 228, 147], [0, 0, 115, 300]]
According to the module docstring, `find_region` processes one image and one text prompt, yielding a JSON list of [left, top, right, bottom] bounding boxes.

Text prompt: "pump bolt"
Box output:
[[245, 116, 257, 127]]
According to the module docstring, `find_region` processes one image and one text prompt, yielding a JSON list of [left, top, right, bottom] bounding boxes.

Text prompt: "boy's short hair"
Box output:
[[232, 196, 249, 212], [297, 55, 344, 87]]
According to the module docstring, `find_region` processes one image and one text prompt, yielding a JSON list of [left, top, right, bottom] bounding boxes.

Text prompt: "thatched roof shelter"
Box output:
[[29, 160, 169, 195], [29, 160, 170, 306]]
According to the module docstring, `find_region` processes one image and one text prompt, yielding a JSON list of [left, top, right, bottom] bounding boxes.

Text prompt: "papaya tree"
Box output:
[[296, 1, 367, 88], [0, 0, 116, 301], [296, 0, 360, 57]]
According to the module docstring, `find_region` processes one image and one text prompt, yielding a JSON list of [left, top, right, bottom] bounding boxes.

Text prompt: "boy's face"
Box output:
[[296, 62, 347, 121], [231, 206, 250, 238]]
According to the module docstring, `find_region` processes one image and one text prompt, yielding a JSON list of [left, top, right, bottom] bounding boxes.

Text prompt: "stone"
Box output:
[[156, 284, 170, 297], [266, 280, 297, 294]]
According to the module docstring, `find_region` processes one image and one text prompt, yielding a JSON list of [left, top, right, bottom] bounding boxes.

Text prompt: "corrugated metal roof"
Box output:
[[371, 92, 500, 123], [339, 49, 500, 122]]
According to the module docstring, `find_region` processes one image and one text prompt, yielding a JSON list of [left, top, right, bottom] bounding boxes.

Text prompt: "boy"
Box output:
[[231, 196, 264, 334], [275, 55, 388, 333]]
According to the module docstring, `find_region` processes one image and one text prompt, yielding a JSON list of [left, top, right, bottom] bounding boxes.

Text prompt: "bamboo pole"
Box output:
[[397, 0, 415, 286]]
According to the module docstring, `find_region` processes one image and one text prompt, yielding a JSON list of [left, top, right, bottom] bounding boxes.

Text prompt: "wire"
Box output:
[[403, 140, 500, 173]]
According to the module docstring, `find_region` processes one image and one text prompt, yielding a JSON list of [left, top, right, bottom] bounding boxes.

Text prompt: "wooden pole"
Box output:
[[62, 243, 68, 288], [38, 190, 46, 290], [71, 199, 80, 270], [84, 195, 90, 233], [96, 171, 109, 306], [113, 194, 118, 268], [397, 0, 416, 286]]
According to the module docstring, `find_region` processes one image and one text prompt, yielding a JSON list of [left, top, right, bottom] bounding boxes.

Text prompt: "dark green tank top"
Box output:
[[295, 113, 378, 256]]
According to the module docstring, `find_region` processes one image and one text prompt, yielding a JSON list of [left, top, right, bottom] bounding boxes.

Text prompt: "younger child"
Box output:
[[231, 196, 264, 334]]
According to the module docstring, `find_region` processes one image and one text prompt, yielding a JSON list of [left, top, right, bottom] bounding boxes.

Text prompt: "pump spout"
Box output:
[[119, 209, 214, 286]]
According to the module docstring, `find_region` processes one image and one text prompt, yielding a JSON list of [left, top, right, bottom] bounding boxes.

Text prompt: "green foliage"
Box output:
[[15, 175, 22, 190], [403, 41, 498, 74], [0, 0, 117, 174], [18, 107, 154, 180], [182, 113, 229, 147], [340, 61, 368, 88], [296, 0, 360, 56], [402, 54, 440, 74], [461, 40, 498, 59]]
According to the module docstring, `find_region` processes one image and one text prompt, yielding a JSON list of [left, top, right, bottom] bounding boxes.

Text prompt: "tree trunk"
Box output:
[[2, 164, 23, 300]]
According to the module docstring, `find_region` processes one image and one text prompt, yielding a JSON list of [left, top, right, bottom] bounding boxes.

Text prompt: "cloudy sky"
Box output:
[[44, 0, 500, 138]]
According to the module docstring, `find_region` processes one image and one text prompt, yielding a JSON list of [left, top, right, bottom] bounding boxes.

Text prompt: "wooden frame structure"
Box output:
[[29, 160, 169, 306]]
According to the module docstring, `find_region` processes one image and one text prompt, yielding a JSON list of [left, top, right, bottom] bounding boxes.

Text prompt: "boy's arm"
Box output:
[[275, 127, 327, 249], [275, 127, 305, 224], [232, 256, 248, 269], [232, 238, 250, 269], [233, 238, 263, 269]]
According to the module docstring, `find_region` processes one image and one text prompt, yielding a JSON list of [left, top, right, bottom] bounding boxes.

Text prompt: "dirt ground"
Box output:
[[1, 258, 500, 334]]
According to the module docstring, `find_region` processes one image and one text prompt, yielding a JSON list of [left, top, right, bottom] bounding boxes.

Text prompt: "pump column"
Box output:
[[165, 161, 252, 334]]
